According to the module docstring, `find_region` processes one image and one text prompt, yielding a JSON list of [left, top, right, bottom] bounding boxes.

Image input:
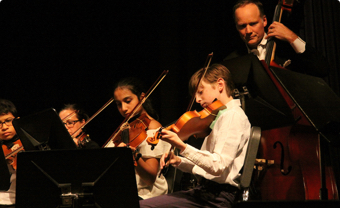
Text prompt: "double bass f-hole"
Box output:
[[273, 141, 292, 175]]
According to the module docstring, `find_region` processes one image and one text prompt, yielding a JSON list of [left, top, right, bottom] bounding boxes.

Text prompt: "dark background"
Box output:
[[1, 0, 339, 146]]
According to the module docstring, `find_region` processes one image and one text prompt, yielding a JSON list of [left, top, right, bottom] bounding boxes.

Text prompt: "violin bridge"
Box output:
[[120, 122, 130, 131]]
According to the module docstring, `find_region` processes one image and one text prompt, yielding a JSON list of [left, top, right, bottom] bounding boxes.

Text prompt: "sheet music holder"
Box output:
[[221, 54, 295, 130], [222, 54, 340, 143], [16, 148, 140, 208], [0, 146, 11, 191], [270, 66, 340, 144], [12, 108, 77, 151]]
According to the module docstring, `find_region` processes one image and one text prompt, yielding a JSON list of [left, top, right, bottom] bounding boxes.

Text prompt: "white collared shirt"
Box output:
[[136, 129, 171, 199], [176, 99, 251, 188], [0, 168, 16, 205], [247, 34, 306, 60]]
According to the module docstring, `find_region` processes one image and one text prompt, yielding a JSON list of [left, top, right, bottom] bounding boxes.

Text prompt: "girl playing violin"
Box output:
[[112, 77, 170, 200], [59, 104, 99, 149], [140, 64, 251, 208], [0, 99, 19, 207]]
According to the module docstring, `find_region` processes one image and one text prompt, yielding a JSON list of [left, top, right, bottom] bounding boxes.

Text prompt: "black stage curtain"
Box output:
[[303, 0, 340, 195], [303, 0, 340, 95]]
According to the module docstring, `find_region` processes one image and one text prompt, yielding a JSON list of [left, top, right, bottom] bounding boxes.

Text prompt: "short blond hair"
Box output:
[[189, 63, 235, 97]]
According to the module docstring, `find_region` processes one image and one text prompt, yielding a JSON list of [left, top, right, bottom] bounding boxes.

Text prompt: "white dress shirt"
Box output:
[[0, 167, 16, 205], [176, 99, 251, 188], [247, 33, 306, 61], [136, 129, 171, 199]]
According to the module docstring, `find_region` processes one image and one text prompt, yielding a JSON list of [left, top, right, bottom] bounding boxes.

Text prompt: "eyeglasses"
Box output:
[[63, 120, 80, 128], [0, 118, 15, 128]]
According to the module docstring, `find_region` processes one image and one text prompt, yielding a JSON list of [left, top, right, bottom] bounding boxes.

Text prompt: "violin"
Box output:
[[147, 53, 213, 150], [112, 113, 151, 148], [147, 53, 227, 177], [102, 70, 168, 149], [147, 99, 226, 149], [2, 139, 24, 170], [73, 132, 90, 148], [102, 71, 168, 165]]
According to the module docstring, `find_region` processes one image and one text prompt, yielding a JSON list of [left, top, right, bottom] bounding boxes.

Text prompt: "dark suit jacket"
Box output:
[[224, 39, 330, 78]]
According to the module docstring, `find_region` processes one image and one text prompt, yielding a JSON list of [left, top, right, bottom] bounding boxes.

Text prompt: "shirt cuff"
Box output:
[[290, 37, 306, 53], [176, 156, 195, 172], [180, 144, 197, 160]]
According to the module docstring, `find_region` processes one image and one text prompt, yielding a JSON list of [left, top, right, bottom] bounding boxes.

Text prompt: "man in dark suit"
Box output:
[[225, 0, 329, 77]]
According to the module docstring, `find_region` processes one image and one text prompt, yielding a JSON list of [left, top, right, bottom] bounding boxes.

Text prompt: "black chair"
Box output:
[[239, 126, 261, 201]]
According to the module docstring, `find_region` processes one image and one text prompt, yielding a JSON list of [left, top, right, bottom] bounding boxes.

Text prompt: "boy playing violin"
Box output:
[[140, 64, 251, 208], [0, 99, 20, 208]]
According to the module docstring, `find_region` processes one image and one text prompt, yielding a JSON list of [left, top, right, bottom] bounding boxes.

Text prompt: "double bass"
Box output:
[[255, 0, 338, 200]]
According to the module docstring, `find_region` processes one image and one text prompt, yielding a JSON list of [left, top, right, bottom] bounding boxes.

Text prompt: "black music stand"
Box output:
[[221, 54, 295, 130], [0, 146, 11, 191], [12, 108, 77, 151], [270, 66, 340, 144], [16, 148, 140, 208]]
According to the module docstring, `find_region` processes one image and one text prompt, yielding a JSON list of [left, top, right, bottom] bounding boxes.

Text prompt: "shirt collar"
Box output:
[[209, 99, 242, 129], [246, 33, 268, 53], [226, 99, 241, 109]]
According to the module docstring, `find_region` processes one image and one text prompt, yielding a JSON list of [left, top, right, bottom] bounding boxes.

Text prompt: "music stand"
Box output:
[[270, 66, 340, 144], [0, 146, 11, 191], [221, 54, 295, 130], [12, 108, 77, 151], [16, 147, 140, 208]]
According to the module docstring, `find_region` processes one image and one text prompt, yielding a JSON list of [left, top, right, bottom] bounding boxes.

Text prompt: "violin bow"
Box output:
[[158, 53, 213, 177], [70, 98, 115, 137], [61, 111, 78, 122], [186, 52, 213, 111], [103, 70, 169, 148]]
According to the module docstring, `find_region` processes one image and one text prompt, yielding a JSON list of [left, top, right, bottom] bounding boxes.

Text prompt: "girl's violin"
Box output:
[[102, 70, 168, 148], [113, 113, 151, 148], [112, 113, 152, 165]]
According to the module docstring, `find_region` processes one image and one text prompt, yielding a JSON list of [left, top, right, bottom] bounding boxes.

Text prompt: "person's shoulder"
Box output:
[[148, 119, 162, 130], [223, 41, 248, 61], [222, 100, 247, 118]]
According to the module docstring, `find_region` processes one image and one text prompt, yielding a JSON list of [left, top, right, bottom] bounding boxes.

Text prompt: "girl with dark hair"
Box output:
[[109, 77, 170, 199]]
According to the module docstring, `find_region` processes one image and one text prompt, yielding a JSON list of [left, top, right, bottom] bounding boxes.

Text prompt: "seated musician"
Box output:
[[0, 99, 20, 208], [139, 64, 251, 208], [225, 0, 329, 77], [109, 77, 170, 199], [59, 104, 99, 149]]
